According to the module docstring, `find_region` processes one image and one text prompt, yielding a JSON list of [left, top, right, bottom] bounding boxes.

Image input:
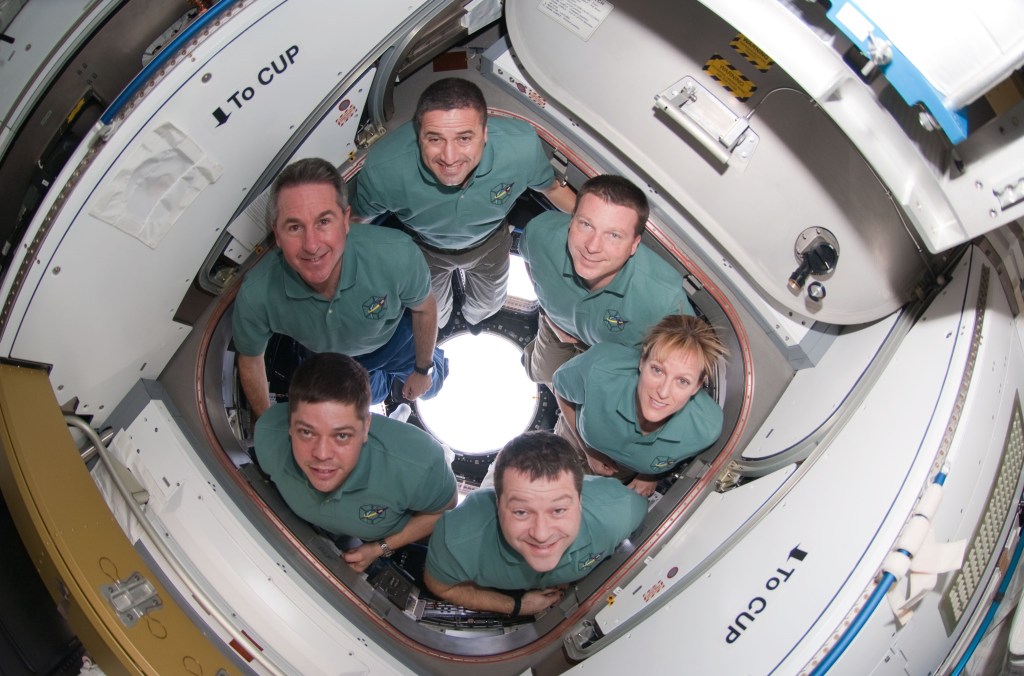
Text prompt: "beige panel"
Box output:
[[0, 363, 242, 675]]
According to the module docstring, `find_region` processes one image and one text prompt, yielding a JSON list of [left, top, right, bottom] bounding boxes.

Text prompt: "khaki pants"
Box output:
[[523, 313, 587, 389], [419, 225, 512, 328], [553, 412, 635, 481]]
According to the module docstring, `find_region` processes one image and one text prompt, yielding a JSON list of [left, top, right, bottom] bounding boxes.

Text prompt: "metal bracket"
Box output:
[[107, 457, 149, 506], [716, 462, 743, 492], [564, 618, 601, 656], [356, 123, 387, 149], [101, 572, 162, 627], [654, 76, 759, 168]]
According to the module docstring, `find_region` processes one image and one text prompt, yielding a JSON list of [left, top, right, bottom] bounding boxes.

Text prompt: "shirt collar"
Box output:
[[337, 445, 371, 494], [473, 132, 496, 179], [595, 253, 637, 298]]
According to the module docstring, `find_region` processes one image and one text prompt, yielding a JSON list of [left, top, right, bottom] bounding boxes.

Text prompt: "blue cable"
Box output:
[[810, 572, 897, 675], [950, 526, 1024, 675], [812, 471, 950, 674], [100, 0, 241, 125]]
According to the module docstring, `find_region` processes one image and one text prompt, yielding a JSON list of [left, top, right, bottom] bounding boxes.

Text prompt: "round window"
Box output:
[[416, 331, 542, 456]]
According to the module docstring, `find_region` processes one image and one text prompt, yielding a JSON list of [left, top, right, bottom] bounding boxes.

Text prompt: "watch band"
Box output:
[[379, 540, 394, 558], [413, 363, 432, 376], [508, 589, 525, 617]]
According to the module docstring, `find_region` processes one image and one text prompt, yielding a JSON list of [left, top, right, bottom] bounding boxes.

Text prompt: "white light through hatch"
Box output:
[[416, 332, 540, 455]]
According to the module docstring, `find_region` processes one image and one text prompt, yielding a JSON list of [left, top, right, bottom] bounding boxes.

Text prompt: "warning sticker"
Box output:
[[730, 34, 773, 73], [703, 54, 756, 102]]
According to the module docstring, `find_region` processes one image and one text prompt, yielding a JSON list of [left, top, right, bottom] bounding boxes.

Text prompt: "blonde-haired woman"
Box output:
[[552, 314, 727, 496]]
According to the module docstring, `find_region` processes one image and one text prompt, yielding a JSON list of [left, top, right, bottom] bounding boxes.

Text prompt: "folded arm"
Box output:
[[344, 492, 457, 573], [424, 570, 564, 615]]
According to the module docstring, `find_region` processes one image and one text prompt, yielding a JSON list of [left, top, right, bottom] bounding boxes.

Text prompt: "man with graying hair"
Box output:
[[353, 77, 576, 332], [233, 157, 447, 417]]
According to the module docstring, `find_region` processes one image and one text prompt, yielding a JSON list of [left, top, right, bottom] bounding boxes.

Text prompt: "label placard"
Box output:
[[538, 0, 613, 41]]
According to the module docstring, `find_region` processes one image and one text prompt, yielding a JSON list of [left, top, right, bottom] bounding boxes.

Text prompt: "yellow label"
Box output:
[[703, 54, 757, 101], [730, 34, 774, 72]]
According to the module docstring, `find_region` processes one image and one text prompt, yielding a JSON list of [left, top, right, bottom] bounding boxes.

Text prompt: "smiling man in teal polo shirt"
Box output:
[[233, 157, 447, 416], [255, 352, 457, 573], [353, 78, 576, 330], [519, 174, 694, 386], [424, 431, 646, 616]]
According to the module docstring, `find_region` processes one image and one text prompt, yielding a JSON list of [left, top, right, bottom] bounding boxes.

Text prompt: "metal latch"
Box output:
[[654, 76, 759, 168], [564, 618, 602, 657], [355, 123, 387, 149], [101, 572, 162, 627], [716, 462, 743, 492]]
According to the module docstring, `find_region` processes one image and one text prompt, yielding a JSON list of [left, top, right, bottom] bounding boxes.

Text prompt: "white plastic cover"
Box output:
[[89, 122, 222, 249]]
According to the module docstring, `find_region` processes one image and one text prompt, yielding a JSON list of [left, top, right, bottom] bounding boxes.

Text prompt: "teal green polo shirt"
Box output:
[[519, 211, 694, 348], [254, 403, 456, 540], [425, 477, 646, 590], [232, 224, 429, 357], [553, 342, 724, 474], [352, 117, 555, 250]]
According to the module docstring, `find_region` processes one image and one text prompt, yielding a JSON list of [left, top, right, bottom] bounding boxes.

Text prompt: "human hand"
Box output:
[[343, 542, 382, 573], [520, 587, 565, 615], [627, 477, 658, 497], [402, 371, 432, 400]]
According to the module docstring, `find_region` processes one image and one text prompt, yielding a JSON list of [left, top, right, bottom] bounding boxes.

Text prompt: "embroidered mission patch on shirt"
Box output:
[[360, 504, 389, 524], [578, 552, 605, 572], [362, 295, 387, 319], [490, 182, 515, 205], [650, 456, 673, 472], [603, 309, 628, 332]]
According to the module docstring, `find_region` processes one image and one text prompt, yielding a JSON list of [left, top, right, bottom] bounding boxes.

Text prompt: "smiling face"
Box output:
[[567, 193, 642, 290], [289, 400, 370, 493], [273, 182, 351, 297], [417, 107, 488, 187], [636, 346, 705, 431], [497, 468, 582, 572]]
